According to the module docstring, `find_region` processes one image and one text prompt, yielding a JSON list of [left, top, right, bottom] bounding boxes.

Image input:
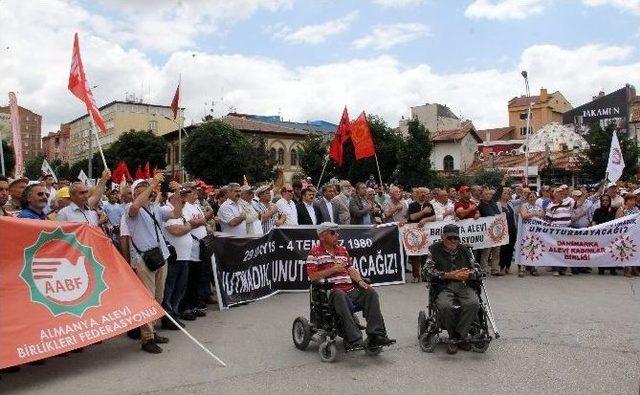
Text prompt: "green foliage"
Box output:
[[299, 133, 337, 183], [473, 169, 505, 187], [108, 130, 166, 173], [183, 120, 274, 185], [24, 153, 45, 179], [579, 122, 639, 181], [54, 161, 73, 181], [1, 140, 15, 176], [396, 118, 436, 188]]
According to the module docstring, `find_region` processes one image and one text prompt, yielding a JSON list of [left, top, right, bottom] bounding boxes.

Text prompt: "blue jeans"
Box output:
[[162, 260, 189, 317]]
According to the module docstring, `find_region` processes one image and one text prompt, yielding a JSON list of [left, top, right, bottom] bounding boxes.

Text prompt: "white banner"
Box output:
[[515, 215, 639, 267], [401, 214, 509, 256], [605, 132, 624, 183]]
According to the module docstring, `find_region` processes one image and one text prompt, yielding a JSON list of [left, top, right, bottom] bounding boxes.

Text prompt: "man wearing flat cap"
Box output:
[[306, 222, 395, 350], [426, 224, 480, 354]]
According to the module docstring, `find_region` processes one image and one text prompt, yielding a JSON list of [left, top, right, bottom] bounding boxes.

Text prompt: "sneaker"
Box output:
[[141, 340, 162, 354], [193, 308, 207, 317], [369, 335, 396, 347], [344, 339, 365, 352], [180, 310, 197, 321], [153, 334, 169, 344], [447, 343, 458, 355]]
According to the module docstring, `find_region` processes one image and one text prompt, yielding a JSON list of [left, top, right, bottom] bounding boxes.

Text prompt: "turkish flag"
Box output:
[[68, 33, 107, 132], [111, 160, 132, 182], [170, 82, 180, 120], [134, 166, 145, 180], [328, 107, 351, 166], [350, 111, 376, 160]]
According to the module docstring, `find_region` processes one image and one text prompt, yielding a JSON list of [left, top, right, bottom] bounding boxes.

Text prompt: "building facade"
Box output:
[[398, 103, 461, 136], [507, 88, 572, 136], [41, 124, 71, 162], [67, 100, 184, 163], [430, 125, 482, 172], [0, 105, 42, 159]]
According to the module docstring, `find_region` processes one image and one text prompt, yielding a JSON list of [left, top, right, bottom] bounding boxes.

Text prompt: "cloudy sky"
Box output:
[[2, 0, 640, 133]]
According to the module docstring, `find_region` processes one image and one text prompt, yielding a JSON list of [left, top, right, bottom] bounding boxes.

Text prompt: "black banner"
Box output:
[[211, 225, 404, 309]]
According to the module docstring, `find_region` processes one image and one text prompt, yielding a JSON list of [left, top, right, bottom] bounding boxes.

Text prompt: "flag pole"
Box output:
[[316, 155, 330, 191], [374, 154, 383, 188], [89, 116, 108, 171]]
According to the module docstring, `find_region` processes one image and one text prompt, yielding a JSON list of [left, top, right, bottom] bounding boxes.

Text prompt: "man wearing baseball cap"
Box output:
[[454, 186, 480, 220], [306, 222, 395, 351], [426, 224, 480, 354]]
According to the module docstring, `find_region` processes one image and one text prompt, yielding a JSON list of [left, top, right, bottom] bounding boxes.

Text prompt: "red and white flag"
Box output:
[[8, 92, 24, 178], [68, 33, 106, 132], [170, 80, 180, 120]]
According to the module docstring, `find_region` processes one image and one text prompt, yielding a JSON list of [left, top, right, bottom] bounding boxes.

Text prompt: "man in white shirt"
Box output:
[[239, 186, 263, 235], [431, 189, 455, 221], [276, 183, 298, 226], [296, 187, 320, 225], [313, 183, 338, 223], [57, 181, 100, 225], [217, 182, 248, 235], [43, 174, 57, 214]]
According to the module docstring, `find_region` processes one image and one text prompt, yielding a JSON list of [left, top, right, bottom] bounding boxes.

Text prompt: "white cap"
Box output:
[[317, 222, 339, 235], [131, 179, 149, 190]]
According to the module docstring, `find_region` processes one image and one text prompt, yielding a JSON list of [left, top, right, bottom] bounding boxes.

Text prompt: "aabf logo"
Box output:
[[20, 228, 108, 317], [403, 226, 428, 254]]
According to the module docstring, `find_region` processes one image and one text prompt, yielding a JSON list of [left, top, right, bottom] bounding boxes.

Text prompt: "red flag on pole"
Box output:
[[328, 107, 351, 166], [170, 81, 180, 120], [68, 33, 107, 132], [134, 166, 145, 180], [111, 160, 132, 182], [350, 111, 376, 160]]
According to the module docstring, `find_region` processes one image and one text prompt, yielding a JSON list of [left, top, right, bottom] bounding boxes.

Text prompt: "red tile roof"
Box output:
[[431, 127, 482, 143], [476, 126, 515, 142], [467, 150, 580, 173], [508, 95, 540, 107]]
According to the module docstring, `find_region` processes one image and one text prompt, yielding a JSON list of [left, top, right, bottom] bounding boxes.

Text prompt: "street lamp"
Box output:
[[521, 70, 532, 187]]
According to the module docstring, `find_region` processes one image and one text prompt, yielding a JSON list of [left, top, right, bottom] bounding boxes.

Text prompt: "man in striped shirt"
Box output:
[[545, 188, 574, 276], [306, 222, 394, 351]]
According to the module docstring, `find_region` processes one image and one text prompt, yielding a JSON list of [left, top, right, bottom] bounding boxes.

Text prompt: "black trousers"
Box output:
[[179, 260, 203, 312], [435, 282, 480, 338], [330, 287, 387, 343]]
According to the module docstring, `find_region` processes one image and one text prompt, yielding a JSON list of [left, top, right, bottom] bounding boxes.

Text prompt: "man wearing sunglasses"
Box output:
[[426, 224, 481, 354], [17, 184, 49, 220], [307, 222, 395, 351]]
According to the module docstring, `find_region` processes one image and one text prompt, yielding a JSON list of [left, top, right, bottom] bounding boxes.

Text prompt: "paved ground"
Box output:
[[2, 272, 639, 394]]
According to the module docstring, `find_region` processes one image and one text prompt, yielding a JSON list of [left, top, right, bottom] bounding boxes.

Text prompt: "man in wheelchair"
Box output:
[[306, 222, 395, 351], [425, 224, 482, 354]]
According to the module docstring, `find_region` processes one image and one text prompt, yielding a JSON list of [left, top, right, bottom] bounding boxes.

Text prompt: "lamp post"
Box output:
[[153, 113, 185, 183], [521, 70, 532, 186]]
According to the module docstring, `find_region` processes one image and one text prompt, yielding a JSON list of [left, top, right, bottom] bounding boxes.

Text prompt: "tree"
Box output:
[[108, 130, 166, 174], [396, 118, 436, 188], [299, 133, 337, 183], [1, 140, 15, 176], [183, 120, 272, 185], [579, 122, 639, 181], [24, 153, 45, 179]]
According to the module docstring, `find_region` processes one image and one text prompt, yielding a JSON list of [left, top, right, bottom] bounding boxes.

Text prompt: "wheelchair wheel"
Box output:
[[292, 317, 312, 350], [418, 311, 427, 337], [318, 340, 337, 362], [419, 332, 438, 353]]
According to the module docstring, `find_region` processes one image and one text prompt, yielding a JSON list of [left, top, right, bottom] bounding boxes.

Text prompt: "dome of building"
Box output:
[[520, 122, 589, 153]]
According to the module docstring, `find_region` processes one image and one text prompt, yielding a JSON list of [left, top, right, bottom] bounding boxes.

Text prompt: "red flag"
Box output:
[[170, 81, 180, 120], [143, 162, 151, 179], [68, 33, 106, 132], [350, 111, 376, 160], [328, 107, 351, 166], [111, 160, 132, 183], [134, 165, 145, 180]]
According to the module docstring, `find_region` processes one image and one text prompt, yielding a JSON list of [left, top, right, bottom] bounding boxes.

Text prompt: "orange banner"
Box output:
[[0, 217, 164, 368]]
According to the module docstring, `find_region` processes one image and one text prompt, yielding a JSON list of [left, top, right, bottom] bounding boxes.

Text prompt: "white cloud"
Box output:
[[371, 0, 425, 7], [2, 0, 640, 141], [581, 0, 640, 15], [465, 0, 550, 20], [271, 11, 358, 44], [352, 23, 430, 50]]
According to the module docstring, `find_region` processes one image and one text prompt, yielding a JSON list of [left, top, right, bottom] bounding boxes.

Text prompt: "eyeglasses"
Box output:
[[283, 189, 293, 193], [36, 192, 50, 198]]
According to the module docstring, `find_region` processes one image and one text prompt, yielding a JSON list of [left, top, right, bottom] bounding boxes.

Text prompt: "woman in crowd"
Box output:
[[592, 194, 617, 275], [498, 187, 516, 275], [615, 193, 639, 277], [518, 189, 541, 277]]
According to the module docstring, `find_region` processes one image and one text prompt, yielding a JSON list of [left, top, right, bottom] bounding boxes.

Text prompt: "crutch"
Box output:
[[481, 283, 500, 339]]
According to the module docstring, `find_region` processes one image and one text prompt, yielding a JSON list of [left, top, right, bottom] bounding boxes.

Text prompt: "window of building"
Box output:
[[277, 148, 285, 165], [519, 126, 532, 136], [148, 120, 158, 132], [290, 148, 298, 166], [443, 155, 454, 171]]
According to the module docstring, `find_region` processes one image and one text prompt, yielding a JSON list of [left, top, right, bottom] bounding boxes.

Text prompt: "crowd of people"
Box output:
[[1, 168, 639, 360]]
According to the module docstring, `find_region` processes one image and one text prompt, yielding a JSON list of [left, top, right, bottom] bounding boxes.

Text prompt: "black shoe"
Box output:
[[344, 339, 365, 352], [447, 343, 458, 354], [153, 334, 169, 344], [181, 310, 197, 321], [127, 327, 141, 339], [369, 335, 396, 347], [141, 340, 162, 354], [161, 317, 183, 330], [193, 308, 207, 317]]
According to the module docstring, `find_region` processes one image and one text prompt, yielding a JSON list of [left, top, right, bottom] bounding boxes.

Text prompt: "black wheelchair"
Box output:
[[292, 279, 393, 362], [417, 263, 500, 354]]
